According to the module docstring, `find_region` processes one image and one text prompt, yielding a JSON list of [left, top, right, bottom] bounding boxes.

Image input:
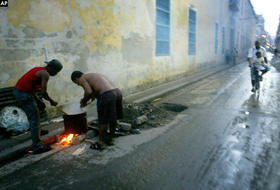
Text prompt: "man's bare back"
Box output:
[[83, 73, 116, 96]]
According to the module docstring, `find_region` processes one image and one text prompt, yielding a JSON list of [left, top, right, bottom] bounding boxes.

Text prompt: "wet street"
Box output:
[[1, 62, 280, 190]]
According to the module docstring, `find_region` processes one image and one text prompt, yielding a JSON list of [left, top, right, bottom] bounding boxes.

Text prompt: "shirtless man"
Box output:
[[13, 59, 63, 154], [71, 71, 123, 150]]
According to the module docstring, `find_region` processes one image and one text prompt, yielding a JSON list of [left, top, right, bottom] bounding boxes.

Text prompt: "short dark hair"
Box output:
[[71, 71, 84, 82], [255, 41, 261, 46], [256, 51, 262, 56]]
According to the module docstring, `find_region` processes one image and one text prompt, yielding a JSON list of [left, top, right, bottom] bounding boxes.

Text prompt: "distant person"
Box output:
[[225, 49, 231, 64], [232, 48, 238, 64], [274, 48, 278, 57], [13, 59, 63, 154], [71, 71, 123, 150], [248, 41, 269, 92]]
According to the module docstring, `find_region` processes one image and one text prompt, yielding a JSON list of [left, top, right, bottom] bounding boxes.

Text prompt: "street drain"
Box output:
[[159, 103, 188, 113]]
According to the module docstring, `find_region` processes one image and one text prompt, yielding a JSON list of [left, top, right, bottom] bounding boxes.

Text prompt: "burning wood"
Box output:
[[58, 133, 78, 145]]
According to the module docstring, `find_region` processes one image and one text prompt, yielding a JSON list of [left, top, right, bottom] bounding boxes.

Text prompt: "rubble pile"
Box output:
[[120, 103, 174, 129]]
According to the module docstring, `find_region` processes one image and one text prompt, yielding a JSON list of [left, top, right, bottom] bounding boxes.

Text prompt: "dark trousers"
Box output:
[[260, 65, 269, 75], [13, 88, 41, 149], [250, 65, 269, 87]]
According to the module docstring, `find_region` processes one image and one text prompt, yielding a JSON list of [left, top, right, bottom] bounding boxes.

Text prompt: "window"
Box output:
[[215, 22, 219, 55], [156, 0, 170, 56], [188, 8, 196, 55], [222, 27, 225, 54]]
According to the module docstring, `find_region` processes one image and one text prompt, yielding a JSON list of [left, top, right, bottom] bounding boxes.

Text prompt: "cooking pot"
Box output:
[[62, 112, 88, 134]]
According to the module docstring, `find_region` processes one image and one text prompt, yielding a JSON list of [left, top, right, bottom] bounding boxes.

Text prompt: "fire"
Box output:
[[58, 133, 78, 145]]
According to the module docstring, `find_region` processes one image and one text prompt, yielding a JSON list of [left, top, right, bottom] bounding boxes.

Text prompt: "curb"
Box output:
[[125, 64, 234, 103], [0, 127, 64, 167]]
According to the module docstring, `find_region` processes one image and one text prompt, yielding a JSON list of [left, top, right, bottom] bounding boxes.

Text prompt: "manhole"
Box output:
[[159, 103, 188, 113]]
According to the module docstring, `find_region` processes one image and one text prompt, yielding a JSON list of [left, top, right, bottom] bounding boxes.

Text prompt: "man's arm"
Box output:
[[80, 79, 94, 107], [37, 70, 58, 106]]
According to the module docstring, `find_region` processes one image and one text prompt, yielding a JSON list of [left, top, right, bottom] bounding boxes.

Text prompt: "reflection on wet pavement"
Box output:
[[160, 64, 280, 190]]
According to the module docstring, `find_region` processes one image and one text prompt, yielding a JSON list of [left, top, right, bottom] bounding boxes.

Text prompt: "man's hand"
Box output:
[[50, 100, 58, 106], [80, 99, 87, 108], [90, 97, 95, 102]]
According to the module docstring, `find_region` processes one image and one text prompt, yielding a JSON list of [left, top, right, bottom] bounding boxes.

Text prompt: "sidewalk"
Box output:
[[0, 62, 236, 166]]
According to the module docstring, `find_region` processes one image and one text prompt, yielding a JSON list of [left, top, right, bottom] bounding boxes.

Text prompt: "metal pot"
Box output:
[[63, 112, 88, 134]]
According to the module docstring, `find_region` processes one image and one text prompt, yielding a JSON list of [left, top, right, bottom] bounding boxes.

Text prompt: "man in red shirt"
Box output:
[[13, 59, 63, 154]]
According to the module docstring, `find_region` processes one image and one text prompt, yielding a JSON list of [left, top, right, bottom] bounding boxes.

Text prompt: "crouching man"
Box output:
[[13, 59, 63, 154], [71, 71, 123, 150]]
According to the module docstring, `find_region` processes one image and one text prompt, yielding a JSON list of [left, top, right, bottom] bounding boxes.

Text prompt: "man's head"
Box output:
[[255, 41, 261, 50], [45, 59, 63, 76], [71, 71, 84, 85], [256, 51, 262, 58]]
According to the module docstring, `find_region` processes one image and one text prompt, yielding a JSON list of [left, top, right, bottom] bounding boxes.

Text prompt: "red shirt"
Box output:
[[14, 67, 47, 94]]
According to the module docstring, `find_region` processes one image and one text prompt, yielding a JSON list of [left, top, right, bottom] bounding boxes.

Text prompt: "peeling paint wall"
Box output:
[[0, 0, 256, 108]]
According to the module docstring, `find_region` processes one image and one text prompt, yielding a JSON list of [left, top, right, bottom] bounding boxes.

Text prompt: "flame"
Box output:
[[58, 133, 78, 145]]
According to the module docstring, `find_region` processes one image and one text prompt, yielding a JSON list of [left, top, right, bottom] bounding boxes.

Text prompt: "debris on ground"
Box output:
[[87, 102, 179, 136], [85, 130, 96, 139], [119, 103, 182, 130], [72, 134, 86, 145], [130, 129, 141, 134], [118, 122, 132, 131], [136, 115, 148, 125]]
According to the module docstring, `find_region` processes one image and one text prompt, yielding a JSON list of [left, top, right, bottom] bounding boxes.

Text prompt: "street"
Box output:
[[1, 62, 280, 190]]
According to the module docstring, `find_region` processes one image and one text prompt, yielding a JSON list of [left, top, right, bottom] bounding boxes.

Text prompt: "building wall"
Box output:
[[0, 0, 257, 108], [275, 17, 280, 50], [235, 0, 257, 58]]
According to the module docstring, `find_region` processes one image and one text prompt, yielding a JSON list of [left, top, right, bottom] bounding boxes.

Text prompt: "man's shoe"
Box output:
[[33, 145, 51, 154]]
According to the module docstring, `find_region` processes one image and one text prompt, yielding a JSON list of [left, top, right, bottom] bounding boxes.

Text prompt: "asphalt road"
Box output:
[[1, 63, 280, 190]]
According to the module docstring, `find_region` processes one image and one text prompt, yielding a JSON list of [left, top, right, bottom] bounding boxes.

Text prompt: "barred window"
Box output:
[[188, 8, 196, 55], [156, 0, 170, 56], [215, 22, 219, 55]]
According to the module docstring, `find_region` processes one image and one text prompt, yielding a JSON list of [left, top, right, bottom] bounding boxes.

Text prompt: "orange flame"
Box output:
[[58, 134, 78, 145]]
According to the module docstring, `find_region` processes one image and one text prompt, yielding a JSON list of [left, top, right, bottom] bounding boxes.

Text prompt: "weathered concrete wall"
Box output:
[[0, 0, 256, 108], [235, 0, 257, 58]]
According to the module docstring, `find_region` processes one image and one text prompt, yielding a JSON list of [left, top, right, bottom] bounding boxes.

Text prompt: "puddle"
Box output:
[[230, 150, 242, 163], [159, 103, 188, 113], [227, 135, 239, 143]]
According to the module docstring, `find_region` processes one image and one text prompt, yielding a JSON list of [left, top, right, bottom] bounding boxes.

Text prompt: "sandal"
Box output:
[[90, 142, 105, 151]]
